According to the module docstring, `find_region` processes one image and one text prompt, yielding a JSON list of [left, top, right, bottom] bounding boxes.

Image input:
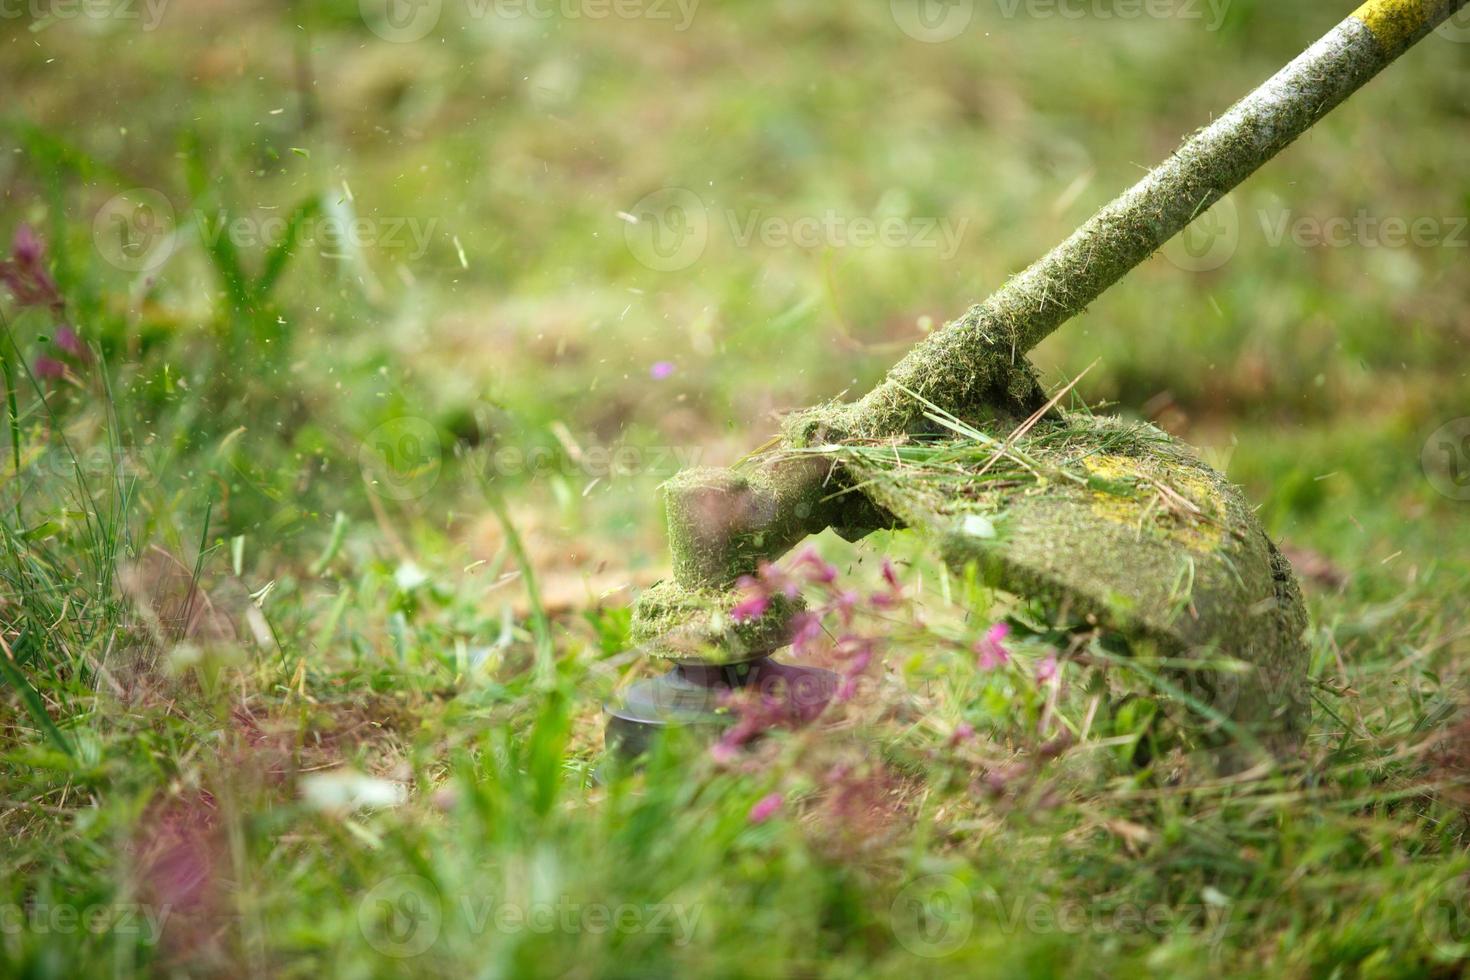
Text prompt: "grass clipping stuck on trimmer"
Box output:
[[801, 404, 1310, 754], [607, 0, 1468, 762]]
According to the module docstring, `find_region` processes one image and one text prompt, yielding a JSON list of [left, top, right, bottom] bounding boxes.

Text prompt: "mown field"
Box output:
[[2, 0, 1470, 975]]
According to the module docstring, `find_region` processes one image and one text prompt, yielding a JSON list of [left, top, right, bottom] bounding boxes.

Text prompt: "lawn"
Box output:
[[2, 0, 1470, 976]]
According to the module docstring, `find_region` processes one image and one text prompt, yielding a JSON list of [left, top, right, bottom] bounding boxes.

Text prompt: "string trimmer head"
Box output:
[[606, 0, 1466, 762]]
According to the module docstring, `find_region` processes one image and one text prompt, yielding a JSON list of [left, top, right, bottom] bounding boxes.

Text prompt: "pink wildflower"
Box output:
[[975, 622, 1011, 671], [834, 635, 873, 671], [790, 545, 837, 584], [732, 567, 792, 622], [649, 360, 674, 380], [12, 224, 42, 265], [33, 356, 65, 381], [709, 691, 791, 761], [755, 560, 800, 599], [732, 590, 776, 620], [788, 611, 825, 656], [0, 225, 63, 310], [949, 721, 975, 746], [1036, 652, 1059, 683], [53, 323, 88, 361], [831, 635, 875, 702], [833, 590, 860, 625], [748, 792, 783, 824]]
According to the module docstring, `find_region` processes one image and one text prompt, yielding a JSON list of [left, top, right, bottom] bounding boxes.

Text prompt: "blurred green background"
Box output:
[[6, 0, 1469, 567], [3, 0, 1470, 975]]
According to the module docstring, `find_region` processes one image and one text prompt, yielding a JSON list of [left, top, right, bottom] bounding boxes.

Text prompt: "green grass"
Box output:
[[3, 1, 1470, 976]]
